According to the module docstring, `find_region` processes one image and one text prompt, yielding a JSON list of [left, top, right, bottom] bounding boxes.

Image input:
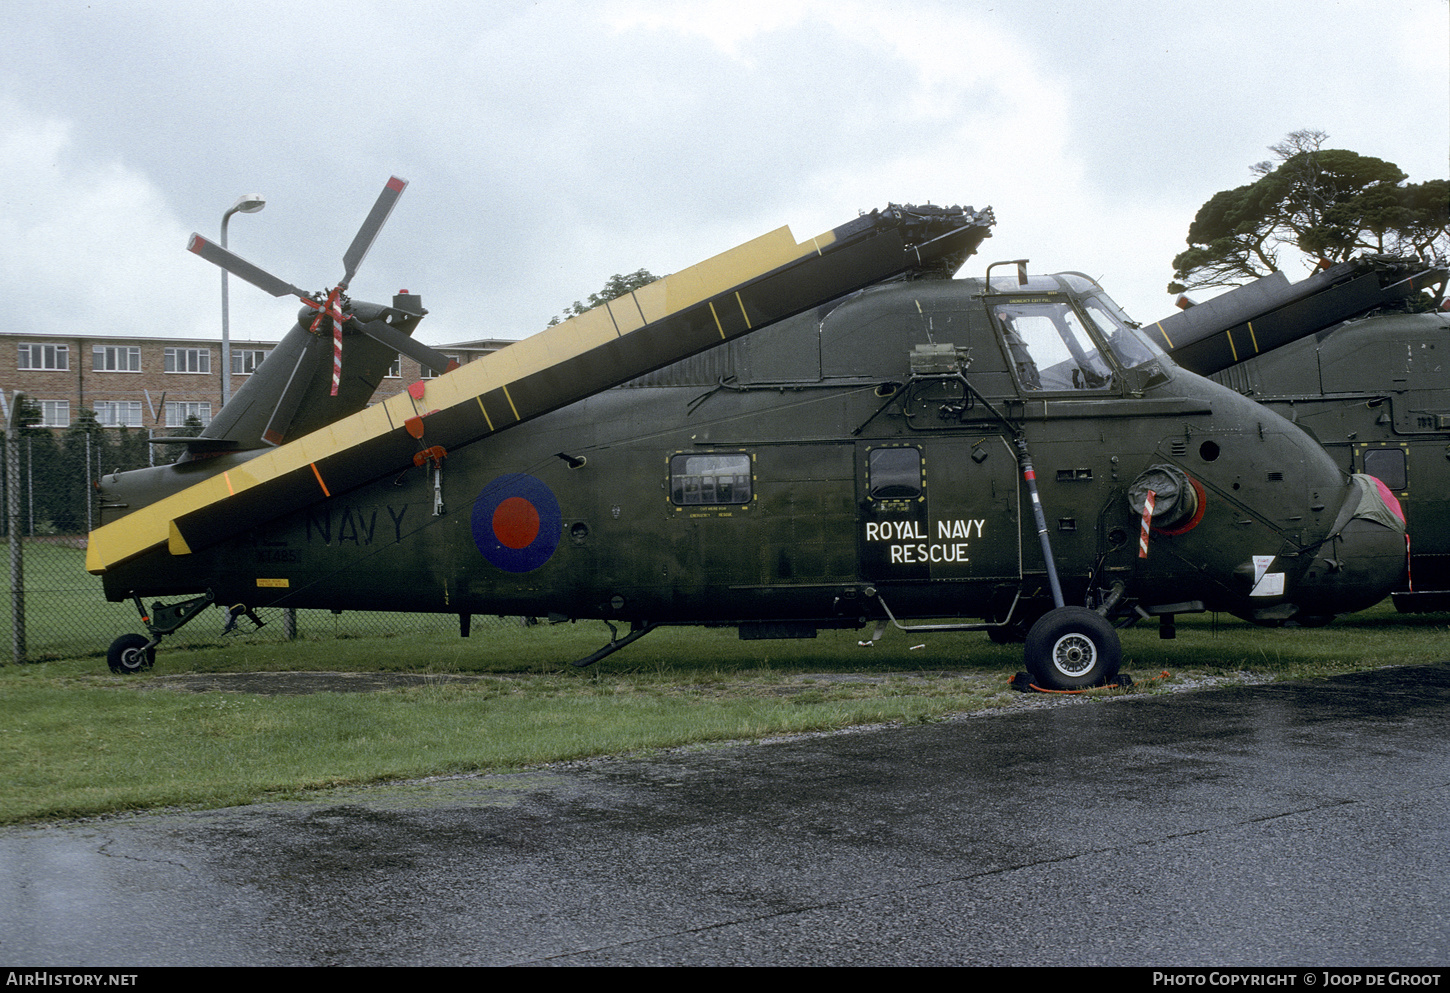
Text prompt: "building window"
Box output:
[[164, 347, 211, 374], [231, 349, 269, 375], [165, 401, 212, 428], [385, 355, 401, 378], [670, 453, 753, 506], [18, 344, 68, 371], [420, 354, 458, 379], [92, 345, 141, 372], [94, 401, 145, 428], [38, 400, 70, 428]]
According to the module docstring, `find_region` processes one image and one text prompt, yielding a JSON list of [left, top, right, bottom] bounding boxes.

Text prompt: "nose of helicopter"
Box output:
[[1275, 473, 1407, 622]]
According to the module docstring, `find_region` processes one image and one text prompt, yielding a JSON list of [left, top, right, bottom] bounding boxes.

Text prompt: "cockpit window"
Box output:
[[1081, 293, 1166, 370], [993, 300, 1114, 392]]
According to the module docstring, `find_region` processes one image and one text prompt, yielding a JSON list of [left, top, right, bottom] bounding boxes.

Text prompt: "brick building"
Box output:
[[0, 332, 517, 431]]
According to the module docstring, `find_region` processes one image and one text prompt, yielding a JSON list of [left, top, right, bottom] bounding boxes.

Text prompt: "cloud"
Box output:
[[0, 98, 301, 343], [0, 0, 1443, 344]]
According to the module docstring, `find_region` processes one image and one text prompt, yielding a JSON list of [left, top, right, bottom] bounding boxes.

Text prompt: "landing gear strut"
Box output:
[[571, 620, 658, 667], [1012, 436, 1122, 689], [106, 590, 225, 675]]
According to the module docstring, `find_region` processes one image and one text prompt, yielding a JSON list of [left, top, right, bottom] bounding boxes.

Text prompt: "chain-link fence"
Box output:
[[1, 411, 510, 663]]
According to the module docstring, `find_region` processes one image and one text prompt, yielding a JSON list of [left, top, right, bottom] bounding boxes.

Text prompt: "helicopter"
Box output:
[[1145, 255, 1449, 613], [87, 178, 1409, 690]]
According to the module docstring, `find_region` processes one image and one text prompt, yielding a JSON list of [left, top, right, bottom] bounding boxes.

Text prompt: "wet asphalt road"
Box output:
[[3, 665, 1449, 967]]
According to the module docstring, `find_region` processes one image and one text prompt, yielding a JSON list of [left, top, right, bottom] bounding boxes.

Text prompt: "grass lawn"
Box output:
[[1, 599, 1445, 825]]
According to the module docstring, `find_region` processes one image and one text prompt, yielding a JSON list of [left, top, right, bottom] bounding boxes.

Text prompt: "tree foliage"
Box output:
[[1, 399, 154, 535], [1170, 130, 1450, 294], [547, 269, 661, 327]]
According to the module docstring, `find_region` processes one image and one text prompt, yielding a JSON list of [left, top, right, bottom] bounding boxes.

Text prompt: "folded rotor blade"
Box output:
[[340, 176, 407, 289], [89, 202, 997, 575], [188, 234, 310, 300]]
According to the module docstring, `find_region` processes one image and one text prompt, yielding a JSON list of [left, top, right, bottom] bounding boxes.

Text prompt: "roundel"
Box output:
[[471, 474, 562, 572]]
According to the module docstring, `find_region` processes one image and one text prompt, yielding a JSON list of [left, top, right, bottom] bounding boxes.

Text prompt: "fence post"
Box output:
[[84, 427, 93, 534], [2, 390, 25, 664]]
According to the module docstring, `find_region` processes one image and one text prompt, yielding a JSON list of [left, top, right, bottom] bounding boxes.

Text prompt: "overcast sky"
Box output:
[[1, 0, 1445, 348]]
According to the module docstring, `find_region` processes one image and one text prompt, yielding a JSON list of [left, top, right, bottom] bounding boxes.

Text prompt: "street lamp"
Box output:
[[220, 193, 266, 405]]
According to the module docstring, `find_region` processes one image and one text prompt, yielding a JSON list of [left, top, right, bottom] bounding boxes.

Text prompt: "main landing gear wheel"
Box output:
[[1023, 606, 1121, 690], [107, 634, 155, 675]]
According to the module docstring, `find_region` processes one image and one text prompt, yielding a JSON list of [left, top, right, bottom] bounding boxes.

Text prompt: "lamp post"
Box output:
[[220, 194, 266, 405]]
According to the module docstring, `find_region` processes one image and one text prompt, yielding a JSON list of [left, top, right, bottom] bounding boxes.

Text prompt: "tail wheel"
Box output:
[[1024, 606, 1121, 690], [107, 634, 155, 675]]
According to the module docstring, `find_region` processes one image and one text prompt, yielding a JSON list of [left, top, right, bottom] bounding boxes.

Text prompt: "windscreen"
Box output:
[[1085, 296, 1165, 370]]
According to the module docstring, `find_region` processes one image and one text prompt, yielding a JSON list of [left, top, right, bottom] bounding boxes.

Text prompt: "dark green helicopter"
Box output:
[[88, 178, 1408, 690], [1146, 256, 1448, 614]]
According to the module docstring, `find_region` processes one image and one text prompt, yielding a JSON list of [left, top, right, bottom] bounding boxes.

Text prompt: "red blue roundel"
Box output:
[[471, 474, 562, 572]]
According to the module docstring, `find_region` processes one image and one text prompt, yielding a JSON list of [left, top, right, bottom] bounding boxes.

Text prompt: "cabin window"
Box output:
[[1363, 448, 1407, 491], [868, 447, 923, 500], [670, 453, 752, 506]]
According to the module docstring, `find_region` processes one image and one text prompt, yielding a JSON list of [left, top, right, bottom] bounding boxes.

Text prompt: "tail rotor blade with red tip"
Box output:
[[187, 234, 311, 301], [188, 175, 409, 402], [340, 176, 407, 289]]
